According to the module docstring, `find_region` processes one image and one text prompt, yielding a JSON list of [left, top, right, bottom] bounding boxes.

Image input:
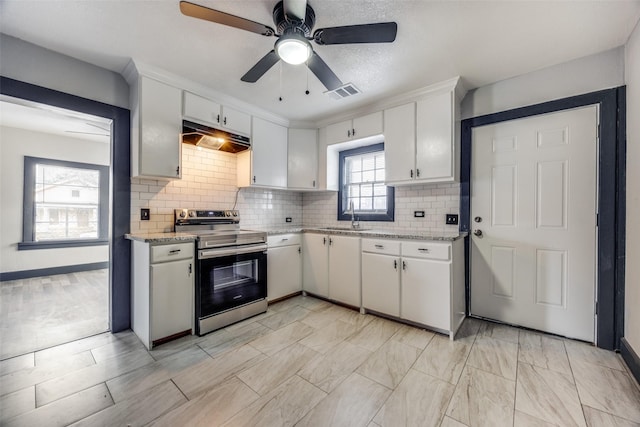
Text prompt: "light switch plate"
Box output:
[[285, 217, 292, 223], [414, 211, 425, 218], [446, 214, 459, 225]]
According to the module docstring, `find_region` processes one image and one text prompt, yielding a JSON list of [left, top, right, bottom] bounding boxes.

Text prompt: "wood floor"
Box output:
[[1, 294, 639, 426], [0, 269, 109, 360]]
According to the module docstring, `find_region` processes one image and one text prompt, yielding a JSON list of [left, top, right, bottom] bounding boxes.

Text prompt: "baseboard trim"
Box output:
[[620, 337, 640, 384], [0, 262, 109, 282]]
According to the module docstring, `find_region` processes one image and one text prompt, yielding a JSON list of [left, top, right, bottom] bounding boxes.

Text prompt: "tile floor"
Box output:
[[1, 294, 639, 427], [0, 269, 109, 360]]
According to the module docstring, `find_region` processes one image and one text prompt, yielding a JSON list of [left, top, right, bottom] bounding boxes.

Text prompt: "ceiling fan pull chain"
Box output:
[[279, 61, 283, 101]]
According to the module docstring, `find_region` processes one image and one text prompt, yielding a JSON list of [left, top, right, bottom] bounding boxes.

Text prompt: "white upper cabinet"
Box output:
[[288, 128, 318, 190], [132, 76, 182, 179], [384, 78, 462, 186], [383, 102, 416, 183], [238, 117, 288, 188], [325, 111, 383, 145], [183, 91, 251, 136]]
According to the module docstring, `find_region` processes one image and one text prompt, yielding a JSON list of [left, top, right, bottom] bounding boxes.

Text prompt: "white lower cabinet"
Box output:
[[132, 240, 194, 350], [302, 233, 361, 307], [361, 238, 465, 338], [267, 234, 302, 301]]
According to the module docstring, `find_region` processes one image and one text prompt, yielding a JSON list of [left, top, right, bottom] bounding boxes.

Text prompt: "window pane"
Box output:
[[375, 169, 385, 181], [362, 170, 375, 182], [361, 198, 372, 210], [350, 158, 362, 172], [375, 154, 385, 169], [348, 184, 360, 198], [361, 184, 373, 197], [350, 171, 362, 184], [362, 157, 375, 172], [347, 198, 360, 210], [373, 183, 386, 196], [374, 196, 387, 210]]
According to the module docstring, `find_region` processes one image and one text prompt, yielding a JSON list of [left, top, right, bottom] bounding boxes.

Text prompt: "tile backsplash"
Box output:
[[130, 144, 302, 233], [302, 183, 460, 233], [130, 143, 459, 234]]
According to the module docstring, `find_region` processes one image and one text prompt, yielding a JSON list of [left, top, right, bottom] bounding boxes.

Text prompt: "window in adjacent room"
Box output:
[[20, 156, 109, 249], [338, 143, 394, 222]]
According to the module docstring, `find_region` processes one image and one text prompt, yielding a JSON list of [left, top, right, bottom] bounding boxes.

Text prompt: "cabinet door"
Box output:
[[268, 245, 302, 301], [362, 253, 400, 316], [401, 258, 450, 330], [325, 120, 353, 145], [183, 91, 221, 127], [150, 258, 193, 341], [222, 105, 251, 136], [302, 233, 329, 297], [353, 111, 383, 140], [288, 128, 318, 189], [384, 102, 416, 184], [328, 235, 361, 307], [139, 77, 182, 178], [416, 91, 454, 181], [251, 117, 288, 187]]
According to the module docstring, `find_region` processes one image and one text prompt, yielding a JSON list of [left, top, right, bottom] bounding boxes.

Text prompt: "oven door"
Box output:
[[197, 246, 267, 320]]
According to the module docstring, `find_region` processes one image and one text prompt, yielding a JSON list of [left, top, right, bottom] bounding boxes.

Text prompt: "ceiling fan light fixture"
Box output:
[[275, 34, 311, 65]]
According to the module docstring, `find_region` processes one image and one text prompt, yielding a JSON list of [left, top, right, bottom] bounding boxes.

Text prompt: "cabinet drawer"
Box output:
[[268, 233, 301, 248], [151, 242, 194, 263], [361, 239, 400, 256], [401, 241, 450, 261]]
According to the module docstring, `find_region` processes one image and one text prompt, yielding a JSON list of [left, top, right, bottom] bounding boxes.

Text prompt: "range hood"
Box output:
[[181, 120, 250, 153]]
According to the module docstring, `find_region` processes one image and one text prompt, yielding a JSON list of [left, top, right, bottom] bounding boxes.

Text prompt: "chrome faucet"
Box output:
[[349, 201, 359, 229]]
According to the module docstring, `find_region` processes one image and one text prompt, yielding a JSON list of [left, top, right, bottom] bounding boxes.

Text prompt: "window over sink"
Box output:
[[338, 143, 394, 222]]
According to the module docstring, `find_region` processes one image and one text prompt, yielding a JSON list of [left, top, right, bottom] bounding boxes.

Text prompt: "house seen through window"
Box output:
[[21, 156, 109, 249], [338, 143, 395, 222]]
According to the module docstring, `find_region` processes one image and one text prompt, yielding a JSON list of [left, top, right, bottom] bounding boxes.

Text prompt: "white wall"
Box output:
[[0, 34, 129, 109], [0, 126, 110, 273], [461, 47, 625, 119], [130, 144, 302, 233], [625, 21, 640, 355]]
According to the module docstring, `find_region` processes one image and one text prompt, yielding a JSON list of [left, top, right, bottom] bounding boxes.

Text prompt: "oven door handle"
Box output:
[[199, 244, 267, 259]]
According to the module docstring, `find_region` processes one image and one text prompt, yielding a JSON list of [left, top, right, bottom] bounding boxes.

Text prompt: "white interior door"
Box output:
[[470, 106, 598, 342]]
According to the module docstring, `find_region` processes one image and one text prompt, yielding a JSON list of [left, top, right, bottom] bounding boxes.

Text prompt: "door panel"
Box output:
[[471, 106, 597, 341]]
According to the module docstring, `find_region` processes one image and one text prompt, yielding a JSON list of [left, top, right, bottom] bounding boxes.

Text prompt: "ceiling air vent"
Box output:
[[325, 83, 361, 100]]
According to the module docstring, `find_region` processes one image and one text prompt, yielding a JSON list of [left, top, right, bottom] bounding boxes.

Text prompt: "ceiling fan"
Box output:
[[179, 0, 398, 91]]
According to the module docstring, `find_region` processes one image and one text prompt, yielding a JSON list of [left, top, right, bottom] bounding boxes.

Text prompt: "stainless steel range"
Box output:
[[175, 209, 267, 336]]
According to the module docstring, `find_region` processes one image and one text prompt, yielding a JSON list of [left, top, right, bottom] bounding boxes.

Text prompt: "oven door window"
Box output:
[[198, 251, 267, 317]]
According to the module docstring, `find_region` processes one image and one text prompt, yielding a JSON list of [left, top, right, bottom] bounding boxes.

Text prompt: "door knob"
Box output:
[[474, 216, 482, 223], [473, 229, 483, 237]]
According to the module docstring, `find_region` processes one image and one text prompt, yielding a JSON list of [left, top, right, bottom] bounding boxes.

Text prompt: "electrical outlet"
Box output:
[[141, 208, 150, 221], [414, 211, 425, 218], [285, 217, 292, 223], [446, 214, 459, 225]]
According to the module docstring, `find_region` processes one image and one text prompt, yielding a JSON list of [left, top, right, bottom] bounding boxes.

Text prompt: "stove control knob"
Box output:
[[232, 211, 238, 217], [225, 211, 231, 217], [179, 211, 186, 218], [189, 211, 196, 217]]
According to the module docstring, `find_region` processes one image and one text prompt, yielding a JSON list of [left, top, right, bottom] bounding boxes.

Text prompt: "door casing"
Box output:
[[461, 87, 626, 350]]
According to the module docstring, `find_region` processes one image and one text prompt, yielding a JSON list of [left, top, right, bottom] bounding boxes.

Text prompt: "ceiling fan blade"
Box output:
[[313, 22, 397, 45], [180, 1, 275, 36], [307, 52, 342, 91], [241, 50, 280, 83], [283, 0, 307, 22]]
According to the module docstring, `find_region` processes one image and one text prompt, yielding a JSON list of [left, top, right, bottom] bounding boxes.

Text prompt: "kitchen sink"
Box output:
[[317, 226, 371, 232]]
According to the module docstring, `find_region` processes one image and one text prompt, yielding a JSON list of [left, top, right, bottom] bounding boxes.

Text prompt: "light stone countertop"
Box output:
[[125, 232, 198, 243], [126, 228, 467, 243]]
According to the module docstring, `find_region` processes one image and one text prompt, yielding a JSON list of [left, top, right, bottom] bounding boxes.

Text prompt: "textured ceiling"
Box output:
[[1, 1, 639, 124]]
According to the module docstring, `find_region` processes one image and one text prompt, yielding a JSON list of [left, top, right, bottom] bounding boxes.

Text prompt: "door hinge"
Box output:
[[597, 124, 601, 139], [596, 213, 599, 226], [595, 302, 598, 315]]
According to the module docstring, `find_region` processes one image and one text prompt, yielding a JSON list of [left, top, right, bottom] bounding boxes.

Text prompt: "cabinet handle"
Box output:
[[188, 263, 192, 275], [394, 259, 397, 270], [253, 176, 256, 183], [410, 169, 413, 178], [329, 238, 333, 246], [352, 128, 356, 136], [312, 180, 316, 188], [347, 130, 351, 138], [223, 116, 227, 125], [375, 244, 384, 249], [323, 237, 327, 245], [168, 249, 181, 254], [418, 248, 430, 253], [402, 260, 407, 270], [176, 166, 180, 176], [416, 168, 420, 177], [298, 247, 301, 254], [216, 114, 220, 123], [281, 238, 289, 242]]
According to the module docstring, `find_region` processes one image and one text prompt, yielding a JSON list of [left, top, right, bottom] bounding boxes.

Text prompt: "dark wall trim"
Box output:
[[1, 76, 131, 333], [461, 87, 626, 351], [18, 239, 109, 250], [620, 338, 640, 385], [0, 262, 109, 282]]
